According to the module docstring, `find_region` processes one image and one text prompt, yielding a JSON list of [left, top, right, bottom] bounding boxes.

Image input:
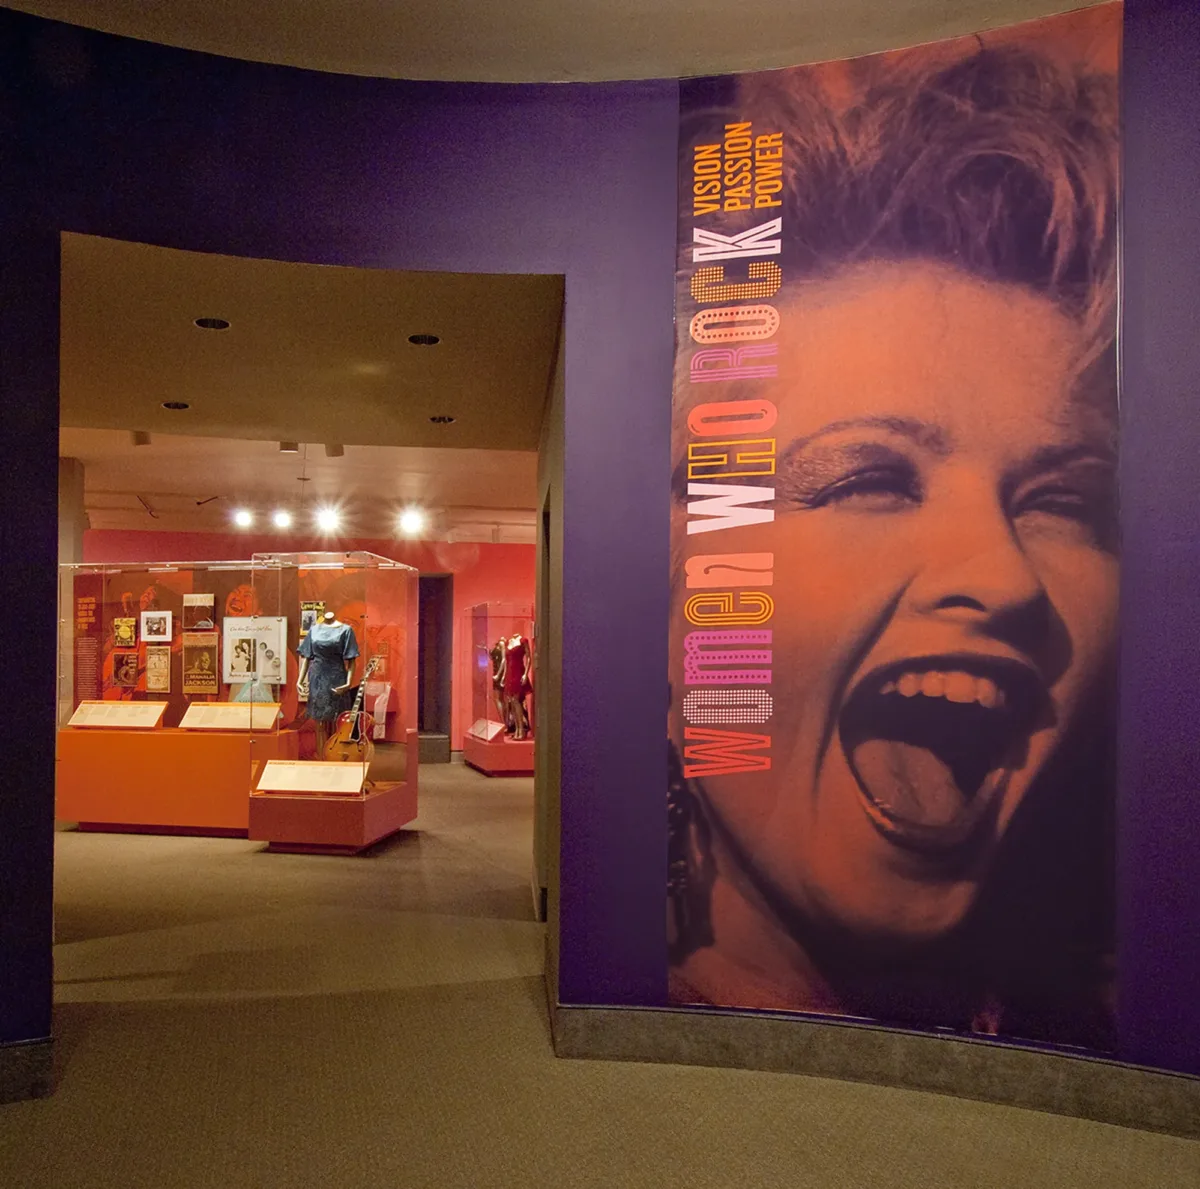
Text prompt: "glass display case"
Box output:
[[246, 552, 420, 851], [59, 558, 267, 731], [462, 601, 535, 776], [57, 552, 420, 846], [248, 551, 418, 780]]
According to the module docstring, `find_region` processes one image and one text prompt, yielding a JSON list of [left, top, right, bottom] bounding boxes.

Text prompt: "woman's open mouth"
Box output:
[[838, 655, 1045, 853]]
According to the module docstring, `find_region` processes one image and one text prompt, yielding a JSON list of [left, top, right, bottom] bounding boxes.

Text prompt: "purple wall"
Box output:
[[0, 10, 676, 1044], [1, 3, 1199, 1078], [1118, 0, 1200, 1076]]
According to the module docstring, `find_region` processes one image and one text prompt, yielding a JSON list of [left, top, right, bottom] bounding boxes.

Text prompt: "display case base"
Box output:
[[56, 727, 302, 833], [249, 779, 417, 854], [248, 729, 419, 853], [75, 823, 248, 838], [463, 733, 534, 776]]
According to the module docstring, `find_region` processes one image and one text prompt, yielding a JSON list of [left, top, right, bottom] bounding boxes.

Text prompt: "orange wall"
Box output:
[[83, 530, 535, 747]]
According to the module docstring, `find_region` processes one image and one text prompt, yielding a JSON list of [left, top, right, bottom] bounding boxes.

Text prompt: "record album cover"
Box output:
[[182, 593, 216, 630], [112, 650, 139, 688]]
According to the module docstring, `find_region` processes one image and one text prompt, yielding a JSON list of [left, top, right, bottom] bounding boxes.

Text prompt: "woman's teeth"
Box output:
[[879, 671, 1005, 709]]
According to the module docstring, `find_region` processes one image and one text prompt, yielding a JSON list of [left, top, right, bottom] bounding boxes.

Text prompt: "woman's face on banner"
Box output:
[[695, 262, 1117, 942]]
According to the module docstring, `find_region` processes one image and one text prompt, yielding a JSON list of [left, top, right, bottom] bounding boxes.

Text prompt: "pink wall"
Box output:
[[83, 530, 535, 747]]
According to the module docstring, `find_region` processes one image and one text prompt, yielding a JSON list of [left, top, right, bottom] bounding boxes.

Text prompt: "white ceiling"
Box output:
[[61, 428, 539, 540], [6, 1, 1106, 82], [59, 234, 556, 539], [60, 234, 563, 453]]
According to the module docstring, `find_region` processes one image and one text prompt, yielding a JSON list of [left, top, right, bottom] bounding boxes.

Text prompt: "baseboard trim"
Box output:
[[549, 1003, 1200, 1138], [0, 1039, 53, 1104]]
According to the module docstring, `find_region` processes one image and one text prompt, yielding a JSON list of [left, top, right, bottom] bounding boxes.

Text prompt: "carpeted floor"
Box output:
[[1, 762, 1197, 1188]]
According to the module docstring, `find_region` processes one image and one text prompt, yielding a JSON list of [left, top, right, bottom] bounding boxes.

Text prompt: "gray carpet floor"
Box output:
[[1, 762, 1197, 1188]]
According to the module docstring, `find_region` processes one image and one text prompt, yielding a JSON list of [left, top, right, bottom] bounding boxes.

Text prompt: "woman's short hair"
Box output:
[[714, 47, 1118, 357]]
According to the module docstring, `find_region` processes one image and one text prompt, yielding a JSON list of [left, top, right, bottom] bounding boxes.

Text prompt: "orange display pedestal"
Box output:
[[248, 729, 420, 854], [56, 727, 302, 834], [463, 733, 534, 776]]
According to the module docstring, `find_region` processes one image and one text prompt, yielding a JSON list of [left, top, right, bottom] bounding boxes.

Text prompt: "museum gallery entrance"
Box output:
[[53, 232, 564, 1005]]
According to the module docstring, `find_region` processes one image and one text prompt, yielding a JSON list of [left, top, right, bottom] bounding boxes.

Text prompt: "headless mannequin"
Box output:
[[297, 609, 358, 752], [502, 632, 532, 741], [490, 638, 508, 727]]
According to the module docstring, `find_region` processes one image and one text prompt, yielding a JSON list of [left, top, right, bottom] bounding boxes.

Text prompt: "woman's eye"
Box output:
[[1013, 477, 1116, 545], [1018, 486, 1088, 516], [810, 467, 919, 511]]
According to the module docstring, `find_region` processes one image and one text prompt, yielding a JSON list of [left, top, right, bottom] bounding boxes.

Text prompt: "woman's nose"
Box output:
[[905, 492, 1047, 624]]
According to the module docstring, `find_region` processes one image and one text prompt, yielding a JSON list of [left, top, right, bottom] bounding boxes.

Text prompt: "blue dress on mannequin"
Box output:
[[298, 620, 360, 722]]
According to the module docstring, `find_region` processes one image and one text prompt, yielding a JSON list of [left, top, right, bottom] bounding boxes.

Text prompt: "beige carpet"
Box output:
[[1, 763, 1196, 1188]]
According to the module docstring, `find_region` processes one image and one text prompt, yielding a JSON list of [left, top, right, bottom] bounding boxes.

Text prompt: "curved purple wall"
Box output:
[[1, 3, 1198, 1078], [0, 9, 677, 1045]]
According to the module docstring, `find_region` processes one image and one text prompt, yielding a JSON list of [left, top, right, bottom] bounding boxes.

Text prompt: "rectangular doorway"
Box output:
[[418, 574, 453, 762]]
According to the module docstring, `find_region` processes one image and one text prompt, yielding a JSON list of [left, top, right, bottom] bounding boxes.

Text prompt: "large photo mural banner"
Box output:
[[667, 4, 1121, 1051]]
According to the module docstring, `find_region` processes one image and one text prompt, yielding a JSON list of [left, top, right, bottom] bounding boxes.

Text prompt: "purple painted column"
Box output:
[[0, 225, 59, 1045], [1118, 0, 1200, 1075], [555, 93, 678, 1006]]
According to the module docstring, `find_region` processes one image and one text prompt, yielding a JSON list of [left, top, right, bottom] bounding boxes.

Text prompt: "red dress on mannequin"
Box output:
[[503, 636, 529, 696]]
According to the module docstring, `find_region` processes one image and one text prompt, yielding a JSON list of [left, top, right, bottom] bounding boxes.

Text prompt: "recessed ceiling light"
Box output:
[[233, 509, 253, 528], [316, 507, 341, 532], [161, 401, 190, 411], [194, 317, 230, 330], [398, 508, 426, 536], [408, 333, 440, 346], [429, 414, 455, 424], [272, 509, 292, 529]]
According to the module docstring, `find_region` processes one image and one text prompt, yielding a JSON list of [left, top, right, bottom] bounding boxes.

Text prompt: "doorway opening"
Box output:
[[417, 574, 453, 762], [53, 230, 564, 1009]]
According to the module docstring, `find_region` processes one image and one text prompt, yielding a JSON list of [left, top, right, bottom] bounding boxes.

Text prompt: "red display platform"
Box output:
[[56, 727, 301, 834], [248, 729, 420, 854], [463, 732, 534, 776]]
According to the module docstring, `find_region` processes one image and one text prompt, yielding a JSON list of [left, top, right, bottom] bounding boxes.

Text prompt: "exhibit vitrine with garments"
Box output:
[[57, 551, 419, 849], [463, 601, 534, 775], [246, 552, 419, 850]]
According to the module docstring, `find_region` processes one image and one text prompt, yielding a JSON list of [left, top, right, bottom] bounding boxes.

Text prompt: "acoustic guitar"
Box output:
[[323, 656, 381, 766]]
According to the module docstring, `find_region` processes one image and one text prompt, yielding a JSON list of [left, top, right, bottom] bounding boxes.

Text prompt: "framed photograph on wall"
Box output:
[[299, 601, 324, 637], [222, 616, 286, 684], [140, 610, 172, 642]]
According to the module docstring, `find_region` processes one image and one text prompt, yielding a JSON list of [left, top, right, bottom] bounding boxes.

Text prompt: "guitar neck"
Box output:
[[348, 658, 378, 716]]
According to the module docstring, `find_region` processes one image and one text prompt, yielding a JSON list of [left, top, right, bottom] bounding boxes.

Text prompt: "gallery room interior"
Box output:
[[1, 0, 1198, 1185]]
